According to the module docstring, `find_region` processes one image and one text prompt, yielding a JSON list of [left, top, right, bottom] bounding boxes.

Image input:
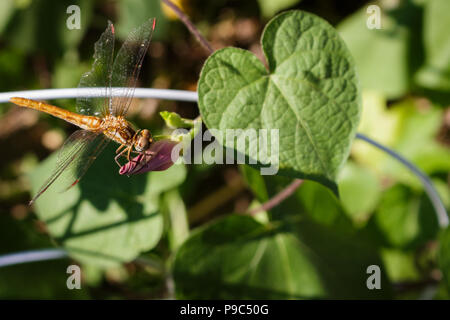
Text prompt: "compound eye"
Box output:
[[135, 135, 149, 152]]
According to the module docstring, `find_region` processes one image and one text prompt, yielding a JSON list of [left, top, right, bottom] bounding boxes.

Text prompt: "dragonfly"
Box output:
[[10, 18, 157, 205]]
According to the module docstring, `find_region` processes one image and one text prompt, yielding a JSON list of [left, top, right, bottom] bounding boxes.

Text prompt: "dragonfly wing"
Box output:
[[70, 132, 110, 191], [76, 21, 115, 117], [111, 18, 156, 117], [30, 130, 109, 204]]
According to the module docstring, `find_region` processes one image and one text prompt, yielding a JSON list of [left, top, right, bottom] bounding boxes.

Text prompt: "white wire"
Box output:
[[0, 87, 198, 103], [356, 133, 448, 228], [0, 249, 67, 267]]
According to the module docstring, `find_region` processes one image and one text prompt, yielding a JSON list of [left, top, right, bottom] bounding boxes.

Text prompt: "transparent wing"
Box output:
[[76, 21, 115, 117], [110, 18, 156, 117], [30, 130, 110, 204]]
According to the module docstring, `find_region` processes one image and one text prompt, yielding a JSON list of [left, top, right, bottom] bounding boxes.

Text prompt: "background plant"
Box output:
[[0, 0, 449, 299]]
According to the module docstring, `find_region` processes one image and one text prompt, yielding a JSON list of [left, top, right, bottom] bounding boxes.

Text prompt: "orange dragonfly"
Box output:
[[10, 18, 156, 204]]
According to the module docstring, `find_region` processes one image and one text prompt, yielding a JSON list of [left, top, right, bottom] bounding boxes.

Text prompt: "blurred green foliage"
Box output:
[[339, 0, 450, 103], [174, 214, 391, 299], [0, 0, 448, 300]]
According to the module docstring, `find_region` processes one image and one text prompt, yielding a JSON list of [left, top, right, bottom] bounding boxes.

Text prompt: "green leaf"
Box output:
[[161, 189, 189, 251], [28, 144, 186, 267], [296, 180, 352, 229], [159, 111, 191, 129], [0, 0, 14, 36], [5, 0, 93, 55], [257, 0, 302, 18], [338, 1, 423, 98], [198, 11, 361, 195], [52, 52, 86, 89], [415, 0, 450, 92], [116, 0, 168, 41], [0, 47, 26, 90], [239, 165, 270, 203], [337, 161, 381, 224], [380, 248, 421, 283], [352, 95, 450, 190], [350, 91, 398, 172], [367, 184, 439, 249], [173, 215, 391, 299]]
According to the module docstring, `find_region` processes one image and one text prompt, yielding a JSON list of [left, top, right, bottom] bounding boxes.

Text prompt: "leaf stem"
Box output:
[[248, 179, 304, 215], [356, 133, 449, 228], [161, 0, 214, 54]]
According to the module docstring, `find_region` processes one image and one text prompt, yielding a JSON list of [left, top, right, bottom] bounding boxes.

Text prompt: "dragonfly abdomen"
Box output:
[[10, 97, 102, 131]]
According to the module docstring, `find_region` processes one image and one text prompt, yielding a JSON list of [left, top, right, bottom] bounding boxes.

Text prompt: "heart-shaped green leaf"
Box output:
[[198, 10, 361, 194]]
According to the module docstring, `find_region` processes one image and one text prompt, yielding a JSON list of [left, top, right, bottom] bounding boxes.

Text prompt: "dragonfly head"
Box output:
[[134, 129, 153, 152]]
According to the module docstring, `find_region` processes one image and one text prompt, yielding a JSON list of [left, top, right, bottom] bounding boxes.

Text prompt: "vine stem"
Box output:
[[248, 179, 304, 215], [161, 0, 214, 54]]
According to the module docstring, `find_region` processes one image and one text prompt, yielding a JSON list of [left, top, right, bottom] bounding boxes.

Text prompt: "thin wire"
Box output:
[[0, 249, 68, 267], [356, 133, 449, 228], [0, 87, 198, 103], [0, 247, 165, 271]]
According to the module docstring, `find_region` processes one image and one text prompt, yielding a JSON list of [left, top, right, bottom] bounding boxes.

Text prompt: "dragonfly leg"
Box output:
[[114, 145, 130, 167], [127, 146, 133, 162], [116, 144, 126, 154], [114, 153, 123, 167], [131, 150, 156, 157], [126, 146, 144, 164], [132, 150, 157, 164]]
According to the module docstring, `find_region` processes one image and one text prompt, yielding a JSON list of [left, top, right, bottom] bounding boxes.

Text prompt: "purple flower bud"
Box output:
[[119, 140, 180, 175]]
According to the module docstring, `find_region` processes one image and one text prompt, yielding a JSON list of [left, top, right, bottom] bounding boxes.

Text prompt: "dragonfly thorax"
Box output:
[[101, 115, 136, 146]]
